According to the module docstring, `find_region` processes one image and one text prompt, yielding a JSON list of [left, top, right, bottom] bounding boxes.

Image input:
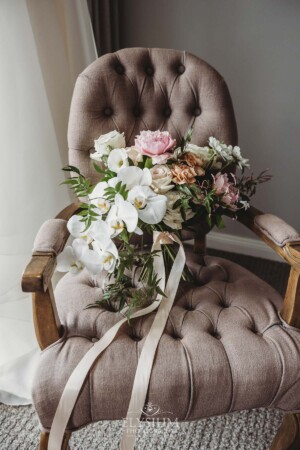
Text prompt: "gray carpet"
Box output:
[[0, 251, 290, 449], [0, 404, 284, 450]]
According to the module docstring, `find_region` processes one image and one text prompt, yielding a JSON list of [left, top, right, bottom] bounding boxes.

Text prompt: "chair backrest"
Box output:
[[68, 47, 237, 184]]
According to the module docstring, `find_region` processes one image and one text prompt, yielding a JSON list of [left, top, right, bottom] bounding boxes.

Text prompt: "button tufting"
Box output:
[[164, 107, 172, 117], [177, 64, 185, 74], [104, 107, 113, 117], [171, 333, 182, 340], [220, 301, 228, 308], [213, 332, 221, 340], [145, 66, 154, 76], [186, 304, 195, 311], [194, 107, 201, 116], [91, 337, 98, 343], [251, 327, 262, 336], [133, 106, 141, 117], [115, 64, 125, 74], [131, 335, 142, 342]]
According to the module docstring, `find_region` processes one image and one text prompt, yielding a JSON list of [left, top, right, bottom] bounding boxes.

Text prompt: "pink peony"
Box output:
[[135, 130, 176, 164], [213, 172, 230, 195], [213, 172, 239, 210]]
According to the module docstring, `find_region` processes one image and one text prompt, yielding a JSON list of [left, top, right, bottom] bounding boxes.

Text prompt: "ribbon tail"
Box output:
[[120, 234, 185, 449]]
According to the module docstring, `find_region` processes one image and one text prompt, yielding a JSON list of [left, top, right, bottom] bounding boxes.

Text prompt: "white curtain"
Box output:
[[0, 0, 97, 405]]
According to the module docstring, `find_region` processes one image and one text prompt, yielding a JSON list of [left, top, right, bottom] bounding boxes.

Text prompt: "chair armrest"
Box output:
[[237, 206, 300, 328], [22, 203, 80, 293], [237, 206, 300, 268], [21, 203, 80, 350]]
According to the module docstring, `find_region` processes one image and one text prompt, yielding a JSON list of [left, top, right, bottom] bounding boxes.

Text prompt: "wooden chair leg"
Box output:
[[39, 431, 71, 450], [270, 413, 300, 450]]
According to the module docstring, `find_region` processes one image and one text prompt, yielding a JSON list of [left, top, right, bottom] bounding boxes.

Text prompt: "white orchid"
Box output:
[[90, 130, 126, 160], [117, 166, 152, 190], [106, 193, 138, 237], [67, 215, 94, 242], [81, 236, 119, 275], [87, 218, 111, 241], [56, 239, 88, 274], [88, 178, 120, 215], [88, 182, 111, 215], [107, 148, 129, 173], [127, 185, 167, 225]]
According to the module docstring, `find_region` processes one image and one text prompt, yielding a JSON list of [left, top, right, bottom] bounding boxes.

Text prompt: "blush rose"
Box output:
[[135, 130, 176, 164]]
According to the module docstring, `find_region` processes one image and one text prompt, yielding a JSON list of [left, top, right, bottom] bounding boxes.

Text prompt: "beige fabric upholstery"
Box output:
[[33, 219, 68, 255], [32, 246, 300, 431], [255, 214, 300, 247], [68, 47, 237, 184]]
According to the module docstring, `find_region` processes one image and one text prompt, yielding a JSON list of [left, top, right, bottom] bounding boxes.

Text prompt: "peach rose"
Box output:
[[180, 152, 205, 176], [171, 164, 197, 185]]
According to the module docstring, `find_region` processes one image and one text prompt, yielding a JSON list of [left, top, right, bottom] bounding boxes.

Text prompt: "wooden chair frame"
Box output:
[[22, 203, 300, 450]]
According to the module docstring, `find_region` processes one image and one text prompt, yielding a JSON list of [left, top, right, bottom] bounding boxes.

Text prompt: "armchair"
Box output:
[[22, 48, 300, 450]]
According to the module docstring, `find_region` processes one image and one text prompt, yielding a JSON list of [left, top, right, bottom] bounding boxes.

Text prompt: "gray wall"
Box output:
[[119, 0, 300, 237]]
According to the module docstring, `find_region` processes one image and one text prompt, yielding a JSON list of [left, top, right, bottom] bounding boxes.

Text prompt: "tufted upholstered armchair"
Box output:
[[22, 48, 300, 450]]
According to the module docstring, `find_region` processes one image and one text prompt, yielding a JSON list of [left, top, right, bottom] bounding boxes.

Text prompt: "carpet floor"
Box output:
[[0, 250, 290, 449]]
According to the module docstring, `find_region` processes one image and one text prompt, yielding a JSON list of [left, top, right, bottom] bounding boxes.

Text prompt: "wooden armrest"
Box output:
[[55, 202, 81, 221], [237, 206, 300, 268], [22, 253, 56, 293], [237, 206, 300, 328], [22, 203, 80, 350], [22, 203, 80, 293]]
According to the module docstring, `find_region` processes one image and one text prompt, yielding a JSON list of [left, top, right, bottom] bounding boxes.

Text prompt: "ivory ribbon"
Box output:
[[48, 232, 185, 450]]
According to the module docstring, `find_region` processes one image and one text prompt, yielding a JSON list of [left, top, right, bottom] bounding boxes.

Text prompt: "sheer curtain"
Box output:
[[0, 0, 97, 405]]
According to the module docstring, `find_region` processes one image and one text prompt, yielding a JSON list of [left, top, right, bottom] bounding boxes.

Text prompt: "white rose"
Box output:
[[162, 192, 184, 230], [150, 165, 174, 194], [163, 191, 195, 230], [91, 130, 126, 160]]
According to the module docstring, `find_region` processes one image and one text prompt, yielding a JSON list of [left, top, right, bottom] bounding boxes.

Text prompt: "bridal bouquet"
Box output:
[[57, 129, 270, 316]]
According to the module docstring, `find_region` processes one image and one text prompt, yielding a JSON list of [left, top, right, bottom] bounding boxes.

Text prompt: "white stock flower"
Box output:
[[107, 148, 129, 173], [106, 193, 138, 236], [232, 146, 250, 169], [117, 166, 152, 190], [56, 239, 88, 274], [208, 137, 233, 161], [90, 130, 126, 160], [240, 200, 250, 210], [127, 185, 167, 225], [150, 165, 174, 194]]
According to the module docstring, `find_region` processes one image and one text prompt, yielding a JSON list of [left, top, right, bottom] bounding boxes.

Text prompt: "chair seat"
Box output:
[[32, 246, 300, 431]]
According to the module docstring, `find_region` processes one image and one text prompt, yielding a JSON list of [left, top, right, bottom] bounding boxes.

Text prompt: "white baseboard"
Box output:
[[207, 231, 282, 262]]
